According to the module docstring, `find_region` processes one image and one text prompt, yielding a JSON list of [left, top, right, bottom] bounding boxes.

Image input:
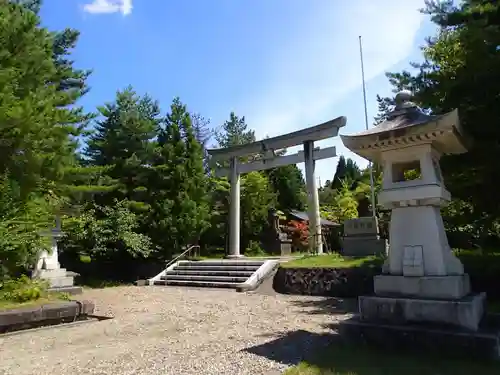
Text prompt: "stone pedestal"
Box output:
[[374, 274, 470, 300], [34, 228, 82, 295], [341, 217, 387, 257], [279, 238, 292, 256], [342, 237, 388, 257], [338, 315, 500, 361], [381, 205, 464, 276], [359, 293, 486, 331]]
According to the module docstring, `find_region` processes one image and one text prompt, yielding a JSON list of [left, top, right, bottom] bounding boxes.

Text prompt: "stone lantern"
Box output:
[[340, 91, 484, 331], [33, 215, 82, 294]]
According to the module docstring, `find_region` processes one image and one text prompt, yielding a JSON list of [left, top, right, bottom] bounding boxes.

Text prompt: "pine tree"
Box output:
[[9, 0, 41, 13], [0, 1, 90, 199], [148, 98, 210, 259], [331, 156, 347, 190], [0, 0, 92, 277], [191, 112, 212, 171], [373, 95, 395, 125], [331, 156, 361, 190], [85, 87, 160, 210], [214, 112, 255, 149]]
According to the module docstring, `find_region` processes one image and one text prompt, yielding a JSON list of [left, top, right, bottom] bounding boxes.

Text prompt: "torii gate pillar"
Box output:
[[304, 140, 322, 254], [228, 156, 242, 258]]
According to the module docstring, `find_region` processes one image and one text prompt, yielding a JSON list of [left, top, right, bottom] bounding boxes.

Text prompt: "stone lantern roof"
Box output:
[[340, 91, 468, 162]]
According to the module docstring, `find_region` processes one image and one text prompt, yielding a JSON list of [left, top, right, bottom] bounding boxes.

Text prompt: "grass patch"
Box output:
[[189, 252, 306, 261], [0, 275, 72, 311], [0, 293, 70, 311], [281, 254, 381, 269], [284, 342, 499, 375]]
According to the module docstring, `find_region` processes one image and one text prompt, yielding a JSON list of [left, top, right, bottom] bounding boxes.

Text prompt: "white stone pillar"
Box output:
[[303, 141, 323, 254], [227, 156, 242, 258]]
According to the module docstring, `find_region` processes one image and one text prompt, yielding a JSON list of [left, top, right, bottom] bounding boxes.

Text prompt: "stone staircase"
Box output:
[[149, 259, 278, 290]]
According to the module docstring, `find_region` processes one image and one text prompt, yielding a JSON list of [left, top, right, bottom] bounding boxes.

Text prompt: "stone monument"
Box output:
[[33, 216, 82, 295], [342, 217, 387, 257], [338, 92, 497, 355]]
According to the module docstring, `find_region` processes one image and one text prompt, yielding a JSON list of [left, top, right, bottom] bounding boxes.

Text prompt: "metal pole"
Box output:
[[359, 35, 377, 218]]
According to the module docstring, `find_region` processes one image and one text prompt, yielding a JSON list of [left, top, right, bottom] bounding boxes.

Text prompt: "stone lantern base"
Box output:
[[373, 274, 471, 300], [358, 292, 486, 331], [338, 312, 500, 361], [35, 268, 82, 295]]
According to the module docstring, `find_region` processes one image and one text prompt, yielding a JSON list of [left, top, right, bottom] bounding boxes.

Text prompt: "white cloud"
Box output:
[[235, 0, 425, 180], [83, 0, 132, 16]]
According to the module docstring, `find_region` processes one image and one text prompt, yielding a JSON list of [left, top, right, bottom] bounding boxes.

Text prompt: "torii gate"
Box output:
[[207, 116, 346, 258]]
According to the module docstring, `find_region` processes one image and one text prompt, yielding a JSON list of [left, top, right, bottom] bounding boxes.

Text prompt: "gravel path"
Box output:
[[0, 286, 350, 375]]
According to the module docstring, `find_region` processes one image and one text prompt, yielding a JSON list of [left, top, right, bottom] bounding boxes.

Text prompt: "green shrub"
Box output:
[[455, 249, 500, 299], [0, 275, 49, 303], [245, 240, 267, 257]]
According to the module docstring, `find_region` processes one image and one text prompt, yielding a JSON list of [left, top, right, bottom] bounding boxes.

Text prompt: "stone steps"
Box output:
[[166, 270, 255, 277], [151, 259, 267, 289], [162, 275, 249, 283], [177, 260, 264, 266], [153, 279, 243, 288], [174, 265, 261, 272]]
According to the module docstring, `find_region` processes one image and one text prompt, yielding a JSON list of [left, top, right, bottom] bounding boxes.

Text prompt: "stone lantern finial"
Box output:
[[388, 90, 418, 119], [394, 90, 413, 107]]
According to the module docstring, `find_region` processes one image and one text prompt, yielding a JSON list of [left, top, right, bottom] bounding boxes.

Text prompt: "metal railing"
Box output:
[[164, 245, 200, 269]]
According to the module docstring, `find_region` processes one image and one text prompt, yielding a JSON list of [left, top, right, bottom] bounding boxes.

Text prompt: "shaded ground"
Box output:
[[275, 332, 500, 375]]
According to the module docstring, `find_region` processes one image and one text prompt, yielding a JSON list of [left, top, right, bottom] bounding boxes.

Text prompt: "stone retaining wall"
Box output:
[[0, 300, 95, 334], [273, 266, 378, 297]]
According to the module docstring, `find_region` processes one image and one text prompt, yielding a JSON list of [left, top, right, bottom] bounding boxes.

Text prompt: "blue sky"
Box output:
[[40, 0, 436, 184]]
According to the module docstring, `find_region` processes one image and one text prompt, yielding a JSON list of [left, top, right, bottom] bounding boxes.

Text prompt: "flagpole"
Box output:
[[359, 35, 377, 218]]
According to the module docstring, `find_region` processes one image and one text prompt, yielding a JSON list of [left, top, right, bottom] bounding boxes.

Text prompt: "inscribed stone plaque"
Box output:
[[402, 245, 424, 277], [344, 217, 379, 237]]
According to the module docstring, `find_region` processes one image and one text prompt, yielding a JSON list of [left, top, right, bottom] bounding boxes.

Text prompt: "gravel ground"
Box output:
[[0, 286, 351, 375]]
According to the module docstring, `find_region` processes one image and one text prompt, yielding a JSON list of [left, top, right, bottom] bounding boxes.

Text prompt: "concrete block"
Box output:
[[36, 268, 68, 279], [47, 276, 75, 288], [359, 293, 486, 331], [48, 286, 83, 295], [338, 315, 500, 361], [374, 274, 471, 300]]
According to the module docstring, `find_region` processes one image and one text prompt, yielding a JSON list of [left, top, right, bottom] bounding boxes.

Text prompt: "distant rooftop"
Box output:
[[289, 210, 339, 227]]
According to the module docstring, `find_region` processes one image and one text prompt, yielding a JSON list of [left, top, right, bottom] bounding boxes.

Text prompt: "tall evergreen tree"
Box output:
[[148, 98, 210, 258], [9, 0, 40, 13], [85, 87, 160, 210], [0, 0, 92, 278], [331, 156, 361, 190], [214, 112, 255, 149], [191, 112, 212, 171], [0, 0, 90, 199], [331, 156, 347, 190]]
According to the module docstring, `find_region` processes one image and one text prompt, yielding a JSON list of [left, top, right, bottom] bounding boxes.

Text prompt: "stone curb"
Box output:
[[0, 300, 95, 333]]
